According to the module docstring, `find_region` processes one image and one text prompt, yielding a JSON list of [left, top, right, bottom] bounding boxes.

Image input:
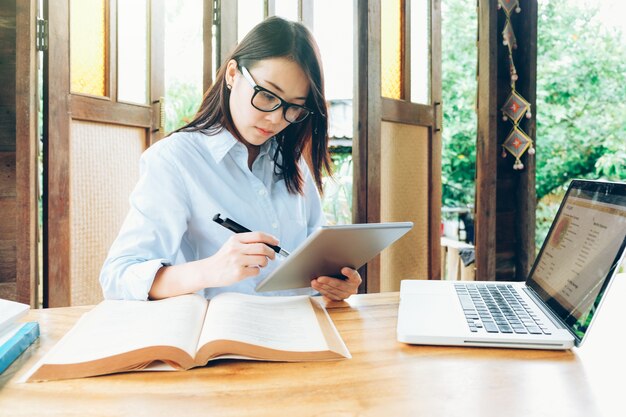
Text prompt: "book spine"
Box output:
[[0, 322, 40, 374]]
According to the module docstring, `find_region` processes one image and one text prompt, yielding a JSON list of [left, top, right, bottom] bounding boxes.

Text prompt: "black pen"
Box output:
[[213, 213, 290, 257]]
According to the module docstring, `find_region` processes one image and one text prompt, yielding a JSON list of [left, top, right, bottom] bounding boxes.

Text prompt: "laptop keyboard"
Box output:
[[454, 283, 552, 335]]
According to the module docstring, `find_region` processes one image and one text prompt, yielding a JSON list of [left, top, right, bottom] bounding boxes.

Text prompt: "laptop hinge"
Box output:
[[523, 287, 563, 328], [523, 286, 579, 343]]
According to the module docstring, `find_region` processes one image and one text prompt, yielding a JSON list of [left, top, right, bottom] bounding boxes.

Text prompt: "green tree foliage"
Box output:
[[442, 0, 626, 247], [165, 81, 202, 133], [322, 152, 353, 225], [441, 0, 626, 207], [534, 0, 626, 245], [164, 0, 203, 134], [536, 0, 626, 200], [441, 0, 478, 208]]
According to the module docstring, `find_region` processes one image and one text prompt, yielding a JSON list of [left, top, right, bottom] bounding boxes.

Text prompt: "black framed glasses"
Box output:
[[240, 66, 313, 124]]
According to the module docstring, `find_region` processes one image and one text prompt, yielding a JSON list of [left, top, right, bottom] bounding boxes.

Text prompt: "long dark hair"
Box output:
[[176, 16, 331, 195]]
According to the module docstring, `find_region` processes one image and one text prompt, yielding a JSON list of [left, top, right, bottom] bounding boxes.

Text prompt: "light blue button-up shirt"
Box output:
[[99, 129, 325, 300]]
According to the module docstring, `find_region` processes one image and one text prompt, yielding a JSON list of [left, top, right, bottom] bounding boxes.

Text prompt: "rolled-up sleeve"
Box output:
[[99, 144, 191, 300]]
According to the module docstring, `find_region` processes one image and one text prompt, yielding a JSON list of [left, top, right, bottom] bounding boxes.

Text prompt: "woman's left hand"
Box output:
[[311, 267, 362, 302]]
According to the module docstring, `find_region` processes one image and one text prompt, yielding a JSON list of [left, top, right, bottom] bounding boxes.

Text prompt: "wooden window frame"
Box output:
[[355, 0, 442, 292]]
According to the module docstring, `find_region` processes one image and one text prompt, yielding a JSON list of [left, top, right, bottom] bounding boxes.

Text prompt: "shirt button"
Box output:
[[258, 189, 266, 196], [272, 222, 278, 229]]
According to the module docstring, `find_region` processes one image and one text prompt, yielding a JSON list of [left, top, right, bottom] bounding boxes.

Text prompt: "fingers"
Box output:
[[226, 257, 264, 280], [341, 267, 362, 284], [231, 233, 278, 259], [223, 234, 276, 259], [237, 231, 279, 248], [242, 265, 262, 277], [242, 254, 270, 268], [314, 281, 347, 301], [311, 267, 362, 301], [241, 242, 276, 260], [212, 232, 282, 286]]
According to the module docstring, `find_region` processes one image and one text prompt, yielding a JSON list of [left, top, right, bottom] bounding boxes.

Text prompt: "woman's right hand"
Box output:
[[202, 232, 278, 287], [149, 232, 279, 300]]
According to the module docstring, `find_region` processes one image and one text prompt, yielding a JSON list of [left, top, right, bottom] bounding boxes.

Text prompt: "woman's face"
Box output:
[[226, 57, 310, 147]]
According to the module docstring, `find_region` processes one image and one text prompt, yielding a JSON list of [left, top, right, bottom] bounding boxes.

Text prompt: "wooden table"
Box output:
[[1, 274, 625, 417]]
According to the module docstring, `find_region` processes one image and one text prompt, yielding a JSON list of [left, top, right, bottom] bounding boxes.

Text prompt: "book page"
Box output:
[[0, 298, 29, 334], [198, 293, 329, 353], [40, 294, 208, 365]]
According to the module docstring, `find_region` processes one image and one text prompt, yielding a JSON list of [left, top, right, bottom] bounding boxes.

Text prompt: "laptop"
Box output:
[[397, 179, 626, 349]]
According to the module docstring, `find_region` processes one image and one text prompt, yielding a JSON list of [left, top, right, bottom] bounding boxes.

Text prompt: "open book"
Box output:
[[26, 293, 350, 382]]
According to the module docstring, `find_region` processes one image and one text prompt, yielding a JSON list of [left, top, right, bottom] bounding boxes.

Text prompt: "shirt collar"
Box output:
[[259, 136, 279, 160], [203, 128, 238, 163], [204, 128, 279, 163]]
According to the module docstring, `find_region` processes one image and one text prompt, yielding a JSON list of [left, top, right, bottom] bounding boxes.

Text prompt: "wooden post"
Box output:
[[16, 0, 39, 305], [475, 0, 498, 281], [476, 0, 537, 281]]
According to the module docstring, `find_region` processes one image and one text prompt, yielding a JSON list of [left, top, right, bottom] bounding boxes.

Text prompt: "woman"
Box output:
[[99, 16, 361, 302]]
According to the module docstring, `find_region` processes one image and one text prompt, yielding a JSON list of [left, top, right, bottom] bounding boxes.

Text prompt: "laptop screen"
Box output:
[[528, 180, 626, 345]]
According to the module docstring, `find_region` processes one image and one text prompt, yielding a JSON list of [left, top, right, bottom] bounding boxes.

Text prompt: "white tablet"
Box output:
[[255, 222, 413, 292]]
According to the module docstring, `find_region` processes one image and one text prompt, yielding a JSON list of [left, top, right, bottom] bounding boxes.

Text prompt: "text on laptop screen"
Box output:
[[528, 181, 626, 342]]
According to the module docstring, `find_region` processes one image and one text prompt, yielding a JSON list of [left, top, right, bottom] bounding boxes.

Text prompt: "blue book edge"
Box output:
[[0, 322, 40, 374]]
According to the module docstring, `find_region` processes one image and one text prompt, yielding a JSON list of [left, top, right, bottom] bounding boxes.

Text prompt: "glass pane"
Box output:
[[315, 0, 354, 226], [274, 0, 299, 21], [238, 0, 265, 42], [314, 1, 353, 103], [410, 0, 430, 104], [118, 0, 148, 104], [70, 0, 107, 96], [165, 0, 203, 132], [381, 0, 403, 99]]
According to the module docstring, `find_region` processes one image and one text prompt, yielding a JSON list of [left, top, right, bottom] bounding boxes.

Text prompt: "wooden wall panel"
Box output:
[[0, 199, 17, 296], [0, 152, 16, 196], [0, 153, 16, 294], [380, 122, 430, 291], [69, 120, 144, 305], [0, 1, 16, 152]]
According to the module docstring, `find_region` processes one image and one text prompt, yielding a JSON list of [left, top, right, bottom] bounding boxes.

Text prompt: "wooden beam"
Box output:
[[150, 0, 165, 143], [493, 1, 537, 281], [203, 0, 214, 92], [70, 95, 152, 128], [44, 0, 72, 307], [475, 0, 498, 281], [354, 0, 383, 293], [476, 0, 538, 281], [430, 0, 442, 280], [513, 0, 537, 280], [353, 0, 370, 292], [15, 0, 38, 306], [381, 98, 434, 126]]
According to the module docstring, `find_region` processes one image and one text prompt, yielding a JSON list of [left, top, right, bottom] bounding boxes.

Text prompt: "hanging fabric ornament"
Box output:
[[498, 0, 534, 171], [508, 55, 518, 81], [498, 0, 521, 16], [501, 90, 530, 123], [502, 127, 532, 170], [502, 21, 517, 49]]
